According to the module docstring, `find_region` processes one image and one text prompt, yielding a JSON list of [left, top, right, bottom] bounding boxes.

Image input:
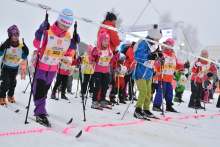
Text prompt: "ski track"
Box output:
[[0, 78, 220, 147]]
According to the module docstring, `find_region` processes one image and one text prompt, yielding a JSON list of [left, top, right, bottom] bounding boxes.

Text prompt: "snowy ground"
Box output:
[[1, 77, 220, 147]]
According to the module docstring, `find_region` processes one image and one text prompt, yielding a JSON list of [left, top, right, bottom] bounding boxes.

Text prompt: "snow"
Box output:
[[0, 77, 220, 147]]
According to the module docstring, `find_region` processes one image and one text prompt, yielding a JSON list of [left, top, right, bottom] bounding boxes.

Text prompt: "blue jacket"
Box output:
[[132, 39, 153, 80]]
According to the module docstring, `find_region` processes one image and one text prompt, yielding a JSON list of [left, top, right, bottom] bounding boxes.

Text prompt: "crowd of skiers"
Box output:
[[0, 9, 220, 126]]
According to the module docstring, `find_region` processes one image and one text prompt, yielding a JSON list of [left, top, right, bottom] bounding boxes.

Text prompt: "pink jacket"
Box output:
[[33, 23, 76, 72]]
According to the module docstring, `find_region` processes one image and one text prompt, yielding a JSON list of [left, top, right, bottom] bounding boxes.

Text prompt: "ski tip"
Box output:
[[67, 118, 73, 125], [15, 109, 20, 113], [75, 130, 82, 138]]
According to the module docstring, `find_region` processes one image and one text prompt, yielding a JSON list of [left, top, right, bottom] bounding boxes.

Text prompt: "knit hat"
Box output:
[[57, 8, 74, 28], [148, 25, 162, 40], [7, 25, 20, 37]]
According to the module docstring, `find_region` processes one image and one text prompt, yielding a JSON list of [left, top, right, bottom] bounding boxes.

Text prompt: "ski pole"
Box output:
[[160, 60, 165, 116], [85, 74, 92, 107], [75, 71, 80, 98], [22, 81, 30, 94], [74, 21, 86, 122], [121, 75, 135, 120], [23, 60, 32, 94], [24, 11, 49, 124]]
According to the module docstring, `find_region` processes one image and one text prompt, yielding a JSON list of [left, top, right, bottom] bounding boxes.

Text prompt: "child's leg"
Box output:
[[52, 74, 62, 93], [92, 72, 101, 102], [217, 94, 220, 108], [81, 74, 90, 95], [0, 68, 10, 104], [7, 69, 18, 98], [100, 73, 110, 102]]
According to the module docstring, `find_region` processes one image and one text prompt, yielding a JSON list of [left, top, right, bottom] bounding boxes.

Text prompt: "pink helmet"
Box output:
[[165, 38, 175, 47]]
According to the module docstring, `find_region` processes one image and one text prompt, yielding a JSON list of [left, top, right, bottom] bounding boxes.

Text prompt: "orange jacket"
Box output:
[[154, 49, 184, 83]]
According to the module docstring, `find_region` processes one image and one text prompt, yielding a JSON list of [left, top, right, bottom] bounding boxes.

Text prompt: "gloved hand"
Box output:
[[40, 20, 50, 31], [148, 52, 158, 60], [195, 61, 202, 67], [76, 56, 82, 65], [184, 61, 190, 68], [207, 72, 213, 78], [157, 50, 163, 58], [73, 22, 80, 43]]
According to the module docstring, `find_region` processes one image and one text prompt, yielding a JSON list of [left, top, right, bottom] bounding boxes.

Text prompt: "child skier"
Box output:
[[122, 42, 137, 101], [0, 25, 29, 105], [81, 45, 95, 97], [173, 68, 188, 103], [114, 55, 127, 104], [90, 32, 118, 110], [51, 50, 75, 100], [32, 9, 79, 126], [133, 25, 163, 119], [188, 49, 217, 109], [152, 38, 189, 113]]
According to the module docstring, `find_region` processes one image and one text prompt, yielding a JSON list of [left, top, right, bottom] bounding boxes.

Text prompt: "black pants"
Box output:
[[0, 66, 18, 98], [81, 74, 94, 95], [109, 73, 117, 99], [67, 75, 74, 92], [175, 91, 184, 99], [124, 73, 135, 100], [92, 72, 110, 102], [188, 81, 203, 107], [216, 94, 220, 108], [52, 74, 68, 95]]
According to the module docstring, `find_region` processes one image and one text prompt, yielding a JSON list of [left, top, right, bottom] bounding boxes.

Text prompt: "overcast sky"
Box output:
[[0, 0, 219, 51]]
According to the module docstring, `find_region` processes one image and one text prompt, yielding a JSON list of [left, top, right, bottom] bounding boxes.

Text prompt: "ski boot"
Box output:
[[36, 115, 51, 127]]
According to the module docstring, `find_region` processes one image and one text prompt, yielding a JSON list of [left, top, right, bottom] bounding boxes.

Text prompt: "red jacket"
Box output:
[[124, 46, 136, 72], [191, 59, 217, 83], [97, 21, 120, 53]]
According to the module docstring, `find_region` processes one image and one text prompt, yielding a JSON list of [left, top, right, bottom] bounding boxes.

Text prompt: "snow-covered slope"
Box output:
[[0, 78, 220, 147]]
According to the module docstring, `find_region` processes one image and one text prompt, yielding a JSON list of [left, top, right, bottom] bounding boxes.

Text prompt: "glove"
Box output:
[[22, 38, 29, 55], [148, 52, 158, 60], [184, 61, 190, 68], [73, 21, 80, 43], [185, 73, 189, 78], [76, 56, 82, 65], [113, 50, 119, 55], [207, 72, 213, 78], [40, 20, 50, 31], [157, 51, 163, 58], [0, 39, 10, 50], [195, 61, 202, 67]]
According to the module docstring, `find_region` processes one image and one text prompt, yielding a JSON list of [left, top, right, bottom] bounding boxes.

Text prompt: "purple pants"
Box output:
[[33, 69, 56, 116]]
